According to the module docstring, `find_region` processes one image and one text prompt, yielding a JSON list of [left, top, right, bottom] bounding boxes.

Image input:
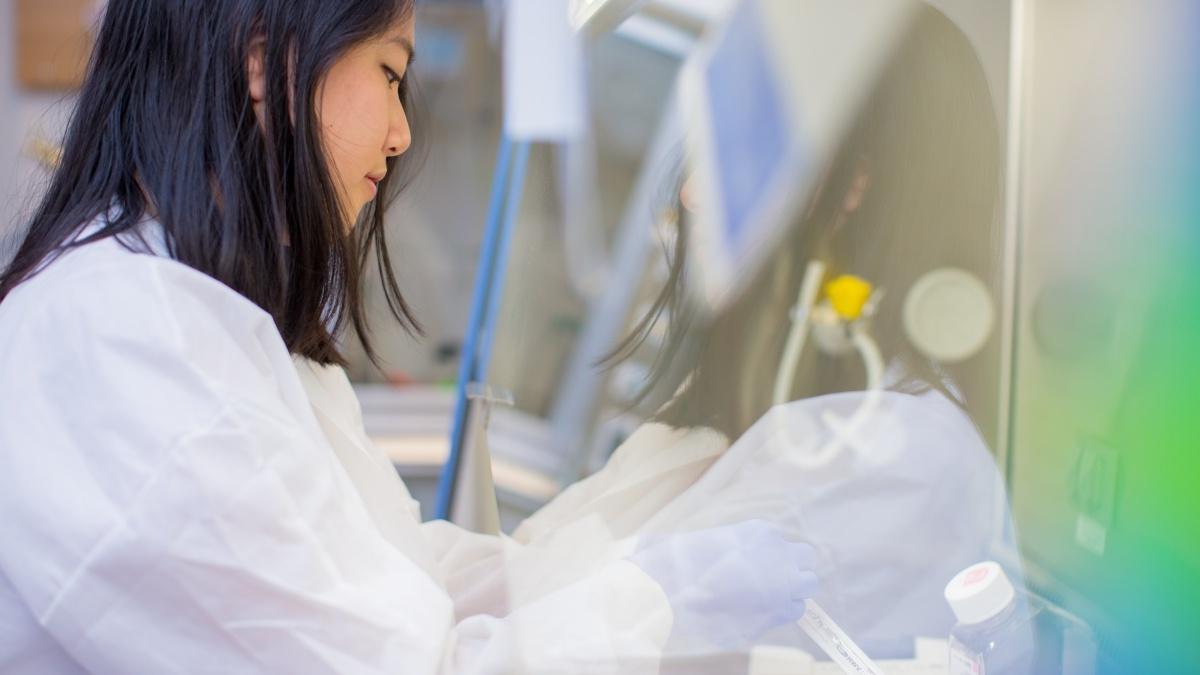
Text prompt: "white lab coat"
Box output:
[[0, 219, 670, 674]]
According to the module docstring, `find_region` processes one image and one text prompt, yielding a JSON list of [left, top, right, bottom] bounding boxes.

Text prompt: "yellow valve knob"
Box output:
[[825, 275, 873, 321]]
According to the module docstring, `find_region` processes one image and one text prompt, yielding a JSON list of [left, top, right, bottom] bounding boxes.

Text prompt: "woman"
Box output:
[[0, 1, 815, 672]]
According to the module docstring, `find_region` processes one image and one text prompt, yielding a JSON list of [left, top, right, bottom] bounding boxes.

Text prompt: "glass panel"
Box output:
[[474, 2, 1026, 669], [347, 1, 1198, 671]]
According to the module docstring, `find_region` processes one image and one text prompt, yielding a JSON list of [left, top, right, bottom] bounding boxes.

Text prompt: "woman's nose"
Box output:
[[385, 103, 411, 158]]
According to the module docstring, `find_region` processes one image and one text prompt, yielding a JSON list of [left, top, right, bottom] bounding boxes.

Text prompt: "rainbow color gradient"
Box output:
[[1007, 5, 1200, 671]]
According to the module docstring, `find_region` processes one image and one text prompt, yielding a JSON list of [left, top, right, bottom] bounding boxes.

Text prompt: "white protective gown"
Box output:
[[515, 383, 1019, 660], [0, 221, 671, 675]]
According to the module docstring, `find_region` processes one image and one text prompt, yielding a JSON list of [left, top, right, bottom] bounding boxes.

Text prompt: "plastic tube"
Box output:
[[773, 260, 827, 406], [798, 600, 886, 675]]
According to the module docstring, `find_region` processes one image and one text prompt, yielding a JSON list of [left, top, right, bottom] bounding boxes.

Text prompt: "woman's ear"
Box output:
[[246, 35, 267, 116]]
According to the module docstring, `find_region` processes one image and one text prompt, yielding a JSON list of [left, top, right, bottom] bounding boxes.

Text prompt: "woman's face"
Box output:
[[318, 19, 416, 226]]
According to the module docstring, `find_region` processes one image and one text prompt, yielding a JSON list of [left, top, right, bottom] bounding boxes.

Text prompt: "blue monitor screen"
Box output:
[[704, 0, 794, 259]]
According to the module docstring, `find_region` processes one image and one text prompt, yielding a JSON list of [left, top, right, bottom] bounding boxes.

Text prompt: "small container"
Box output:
[[944, 562, 1096, 675]]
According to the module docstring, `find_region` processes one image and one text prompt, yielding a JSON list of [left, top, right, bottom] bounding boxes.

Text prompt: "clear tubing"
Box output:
[[797, 600, 886, 675], [774, 260, 827, 406]]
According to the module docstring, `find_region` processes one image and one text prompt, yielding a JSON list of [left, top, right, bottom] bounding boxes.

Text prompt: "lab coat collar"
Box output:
[[73, 205, 170, 258]]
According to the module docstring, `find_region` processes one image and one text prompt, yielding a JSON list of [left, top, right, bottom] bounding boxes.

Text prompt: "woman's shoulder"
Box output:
[[8, 224, 268, 321], [11, 228, 261, 317], [0, 230, 287, 383]]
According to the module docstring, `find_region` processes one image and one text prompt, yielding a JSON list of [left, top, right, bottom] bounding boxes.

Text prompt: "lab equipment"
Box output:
[[681, 0, 920, 312], [505, 0, 586, 141], [766, 260, 894, 671], [774, 263, 885, 407], [435, 137, 531, 521], [570, 0, 649, 35], [798, 601, 886, 675], [450, 383, 514, 535], [945, 562, 1097, 675], [825, 276, 876, 323], [903, 268, 995, 364], [809, 281, 882, 360], [772, 259, 886, 468], [773, 260, 827, 406]]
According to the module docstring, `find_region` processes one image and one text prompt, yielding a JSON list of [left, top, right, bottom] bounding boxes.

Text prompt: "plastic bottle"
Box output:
[[944, 561, 1096, 675]]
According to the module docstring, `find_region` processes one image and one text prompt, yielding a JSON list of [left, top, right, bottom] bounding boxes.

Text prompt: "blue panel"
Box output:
[[704, 0, 792, 258]]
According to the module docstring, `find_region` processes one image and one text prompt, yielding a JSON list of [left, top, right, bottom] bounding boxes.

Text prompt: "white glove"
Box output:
[[629, 519, 819, 653]]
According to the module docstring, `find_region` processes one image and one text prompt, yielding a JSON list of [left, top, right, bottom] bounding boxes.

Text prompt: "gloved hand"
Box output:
[[629, 519, 819, 653]]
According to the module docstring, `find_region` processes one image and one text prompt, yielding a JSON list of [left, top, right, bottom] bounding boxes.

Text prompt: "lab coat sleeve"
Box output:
[[0, 260, 669, 674], [420, 520, 516, 620], [511, 424, 729, 545]]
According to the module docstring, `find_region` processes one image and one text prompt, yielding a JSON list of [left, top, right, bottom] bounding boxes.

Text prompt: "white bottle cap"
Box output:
[[944, 561, 1016, 625]]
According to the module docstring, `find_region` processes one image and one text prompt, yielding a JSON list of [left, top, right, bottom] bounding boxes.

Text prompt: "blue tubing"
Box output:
[[435, 136, 514, 520], [477, 141, 531, 383]]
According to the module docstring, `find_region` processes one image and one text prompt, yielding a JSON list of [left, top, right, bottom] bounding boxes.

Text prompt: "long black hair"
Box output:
[[0, 0, 423, 366]]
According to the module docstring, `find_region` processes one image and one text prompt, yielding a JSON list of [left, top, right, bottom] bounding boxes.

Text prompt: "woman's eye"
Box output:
[[383, 66, 407, 102]]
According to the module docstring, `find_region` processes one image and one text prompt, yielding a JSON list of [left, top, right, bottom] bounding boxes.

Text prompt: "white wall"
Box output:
[[0, 2, 77, 261]]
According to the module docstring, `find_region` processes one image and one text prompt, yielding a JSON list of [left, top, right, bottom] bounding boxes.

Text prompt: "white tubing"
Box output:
[[852, 325, 884, 393], [788, 324, 886, 469], [773, 260, 827, 406], [775, 265, 887, 469]]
